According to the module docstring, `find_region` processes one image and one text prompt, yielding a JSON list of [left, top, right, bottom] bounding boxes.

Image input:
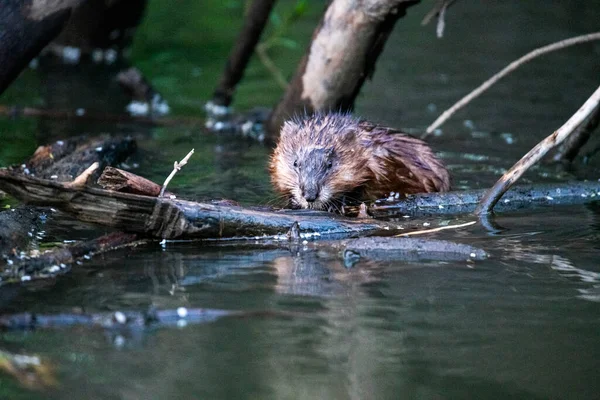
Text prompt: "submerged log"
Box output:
[[5, 232, 141, 280], [368, 181, 600, 217], [342, 236, 487, 267], [267, 0, 420, 137]]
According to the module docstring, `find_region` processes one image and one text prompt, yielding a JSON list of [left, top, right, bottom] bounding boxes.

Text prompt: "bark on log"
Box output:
[[212, 0, 279, 107], [0, 0, 73, 94], [98, 166, 163, 196], [0, 171, 420, 240], [0, 135, 136, 258], [554, 99, 600, 162], [266, 0, 420, 137]]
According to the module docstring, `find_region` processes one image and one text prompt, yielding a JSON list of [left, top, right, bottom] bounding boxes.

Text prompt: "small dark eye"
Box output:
[[293, 160, 298, 168], [327, 161, 333, 169]]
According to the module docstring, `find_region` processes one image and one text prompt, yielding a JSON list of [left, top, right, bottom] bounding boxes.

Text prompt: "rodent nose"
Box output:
[[303, 189, 319, 202]]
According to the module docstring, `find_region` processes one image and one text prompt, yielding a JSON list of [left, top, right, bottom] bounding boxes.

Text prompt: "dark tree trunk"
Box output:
[[266, 0, 420, 137], [0, 0, 73, 94], [52, 0, 147, 52], [212, 0, 279, 107]]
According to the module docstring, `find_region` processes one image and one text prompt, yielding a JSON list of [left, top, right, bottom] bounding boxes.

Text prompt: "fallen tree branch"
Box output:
[[553, 97, 600, 162], [424, 32, 600, 138], [0, 170, 422, 240], [364, 180, 600, 218], [97, 166, 164, 196], [4, 232, 142, 282], [1, 135, 137, 257], [476, 84, 600, 215]]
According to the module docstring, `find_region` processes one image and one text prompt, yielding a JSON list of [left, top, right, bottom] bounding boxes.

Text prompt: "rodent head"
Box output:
[[270, 113, 372, 210]]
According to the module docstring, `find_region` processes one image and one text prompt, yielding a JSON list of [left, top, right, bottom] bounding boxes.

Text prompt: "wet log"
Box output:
[[98, 166, 163, 196], [212, 0, 279, 107], [0, 0, 73, 94], [267, 0, 420, 137], [5, 232, 141, 280], [0, 170, 421, 240], [554, 98, 600, 163], [0, 135, 136, 258], [342, 236, 487, 267], [367, 181, 600, 217]]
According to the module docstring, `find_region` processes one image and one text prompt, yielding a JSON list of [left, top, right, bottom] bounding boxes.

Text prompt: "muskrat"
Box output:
[[269, 112, 450, 210]]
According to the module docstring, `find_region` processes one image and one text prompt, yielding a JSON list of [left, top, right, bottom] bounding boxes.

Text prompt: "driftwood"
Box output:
[[0, 0, 72, 94], [212, 0, 279, 107], [267, 0, 420, 137], [476, 85, 600, 215], [0, 135, 137, 266], [98, 166, 164, 196], [0, 170, 425, 240]]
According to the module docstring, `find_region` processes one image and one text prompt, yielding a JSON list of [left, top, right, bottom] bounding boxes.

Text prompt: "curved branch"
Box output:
[[475, 84, 600, 215], [424, 32, 600, 137]]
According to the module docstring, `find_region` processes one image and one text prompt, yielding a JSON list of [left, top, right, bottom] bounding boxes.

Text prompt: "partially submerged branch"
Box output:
[[365, 180, 600, 218], [476, 85, 600, 215]]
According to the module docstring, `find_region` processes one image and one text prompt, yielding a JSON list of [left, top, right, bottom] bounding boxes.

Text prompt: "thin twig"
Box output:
[[436, 1, 448, 38], [421, 0, 457, 26], [424, 32, 600, 138], [159, 149, 194, 197], [396, 221, 476, 237], [475, 84, 600, 215]]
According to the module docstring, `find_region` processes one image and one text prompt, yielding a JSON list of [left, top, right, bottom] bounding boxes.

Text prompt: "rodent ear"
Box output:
[[340, 127, 357, 143]]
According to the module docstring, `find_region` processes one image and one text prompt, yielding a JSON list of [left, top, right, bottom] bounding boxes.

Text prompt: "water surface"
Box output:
[[1, 1, 599, 399]]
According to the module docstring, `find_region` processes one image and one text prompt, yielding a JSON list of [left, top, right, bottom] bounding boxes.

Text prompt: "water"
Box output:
[[1, 1, 600, 399]]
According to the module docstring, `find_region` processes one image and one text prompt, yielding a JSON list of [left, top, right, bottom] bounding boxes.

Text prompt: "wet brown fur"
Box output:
[[269, 112, 450, 210]]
